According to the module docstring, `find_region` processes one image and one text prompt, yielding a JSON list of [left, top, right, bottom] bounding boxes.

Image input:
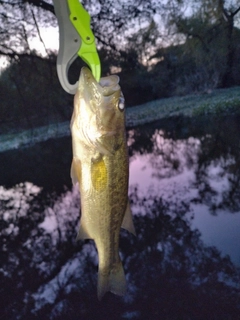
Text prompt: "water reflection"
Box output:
[[1, 115, 240, 319], [129, 116, 240, 211], [1, 180, 240, 319], [128, 116, 240, 265]]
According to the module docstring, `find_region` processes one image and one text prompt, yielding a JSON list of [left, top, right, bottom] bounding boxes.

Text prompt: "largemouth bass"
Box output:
[[70, 67, 135, 300]]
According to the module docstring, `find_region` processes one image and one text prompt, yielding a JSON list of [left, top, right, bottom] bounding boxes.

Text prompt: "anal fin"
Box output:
[[121, 200, 136, 236]]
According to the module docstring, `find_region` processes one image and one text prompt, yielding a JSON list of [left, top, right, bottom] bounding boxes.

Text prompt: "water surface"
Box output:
[[128, 116, 240, 265]]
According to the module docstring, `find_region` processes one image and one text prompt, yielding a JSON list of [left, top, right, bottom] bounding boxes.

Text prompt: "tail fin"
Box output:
[[97, 261, 127, 300]]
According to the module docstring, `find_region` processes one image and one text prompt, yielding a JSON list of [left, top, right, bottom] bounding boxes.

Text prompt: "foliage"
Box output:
[[0, 0, 55, 58], [0, 0, 158, 58], [168, 0, 240, 88], [0, 53, 72, 133]]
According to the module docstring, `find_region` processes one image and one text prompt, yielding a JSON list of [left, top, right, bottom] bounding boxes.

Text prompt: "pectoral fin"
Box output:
[[121, 201, 136, 236], [71, 158, 81, 185], [76, 220, 93, 240], [91, 157, 108, 192]]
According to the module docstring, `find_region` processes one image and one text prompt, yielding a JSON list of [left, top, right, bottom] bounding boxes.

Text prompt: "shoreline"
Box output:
[[1, 86, 240, 153]]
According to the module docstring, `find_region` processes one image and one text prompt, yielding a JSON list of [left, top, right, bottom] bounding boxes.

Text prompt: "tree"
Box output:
[[0, 0, 160, 60], [0, 0, 55, 60], [0, 0, 165, 117], [0, 53, 72, 132], [169, 0, 240, 88]]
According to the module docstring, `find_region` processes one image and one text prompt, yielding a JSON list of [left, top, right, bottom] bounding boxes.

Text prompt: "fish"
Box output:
[[70, 67, 135, 300]]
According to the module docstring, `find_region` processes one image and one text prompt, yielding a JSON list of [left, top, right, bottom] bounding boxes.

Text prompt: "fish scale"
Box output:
[[70, 67, 135, 300]]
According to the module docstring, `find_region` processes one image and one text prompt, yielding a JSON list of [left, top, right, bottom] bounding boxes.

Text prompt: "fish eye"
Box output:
[[118, 96, 125, 111]]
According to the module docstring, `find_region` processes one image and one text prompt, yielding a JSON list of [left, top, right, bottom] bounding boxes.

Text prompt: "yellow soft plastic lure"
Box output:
[[53, 0, 101, 94]]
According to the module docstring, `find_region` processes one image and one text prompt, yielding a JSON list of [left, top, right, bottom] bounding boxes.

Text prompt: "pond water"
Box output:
[[128, 120, 240, 265], [1, 114, 240, 319]]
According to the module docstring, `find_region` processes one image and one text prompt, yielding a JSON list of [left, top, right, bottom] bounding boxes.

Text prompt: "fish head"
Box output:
[[72, 67, 125, 139]]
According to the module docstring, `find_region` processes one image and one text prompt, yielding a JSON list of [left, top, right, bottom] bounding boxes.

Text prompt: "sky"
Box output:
[[30, 26, 59, 55], [0, 25, 59, 74]]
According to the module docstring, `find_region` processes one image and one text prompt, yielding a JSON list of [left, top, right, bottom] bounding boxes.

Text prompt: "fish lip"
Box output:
[[80, 66, 96, 83], [79, 66, 99, 92], [80, 67, 120, 96]]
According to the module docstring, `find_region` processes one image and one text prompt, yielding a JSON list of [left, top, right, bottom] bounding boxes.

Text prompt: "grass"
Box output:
[[126, 86, 240, 127], [1, 86, 240, 152]]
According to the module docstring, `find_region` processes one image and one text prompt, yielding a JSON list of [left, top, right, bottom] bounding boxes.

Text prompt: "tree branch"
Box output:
[[232, 6, 240, 17], [24, 0, 55, 14], [30, 6, 49, 56]]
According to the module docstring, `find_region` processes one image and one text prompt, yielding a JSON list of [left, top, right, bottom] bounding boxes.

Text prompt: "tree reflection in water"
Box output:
[[129, 115, 240, 214], [0, 115, 240, 319]]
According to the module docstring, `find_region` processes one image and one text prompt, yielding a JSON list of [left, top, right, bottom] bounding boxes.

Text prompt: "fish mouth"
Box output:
[[80, 67, 120, 96], [73, 67, 124, 155]]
